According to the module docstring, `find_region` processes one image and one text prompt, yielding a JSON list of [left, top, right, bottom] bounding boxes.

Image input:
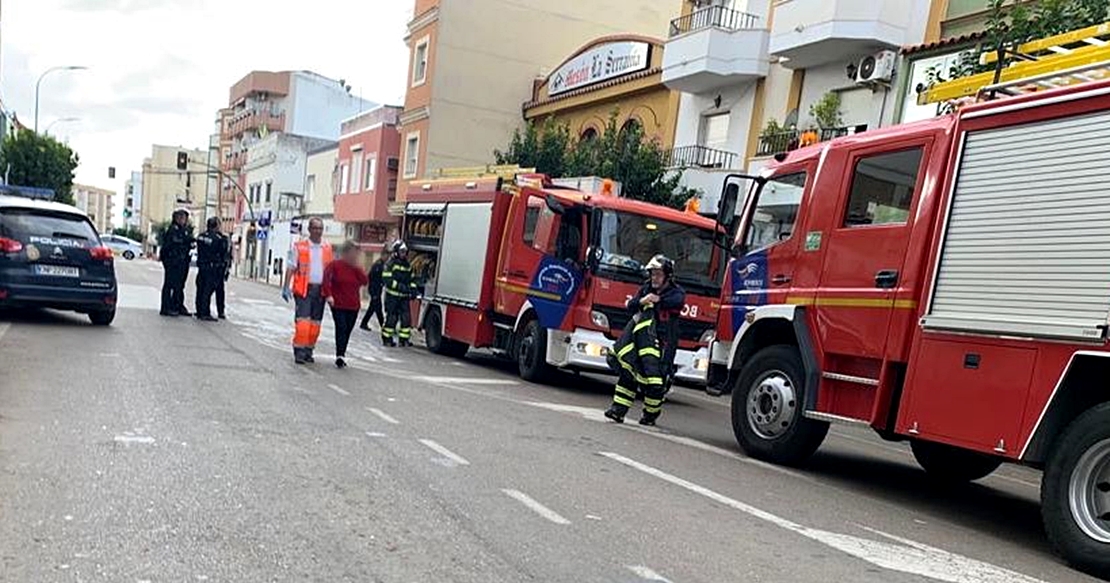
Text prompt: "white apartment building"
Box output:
[[123, 171, 142, 231], [662, 0, 931, 210], [72, 184, 115, 234]]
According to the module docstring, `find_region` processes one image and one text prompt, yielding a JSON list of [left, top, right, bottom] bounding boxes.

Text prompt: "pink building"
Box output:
[[334, 105, 404, 251]]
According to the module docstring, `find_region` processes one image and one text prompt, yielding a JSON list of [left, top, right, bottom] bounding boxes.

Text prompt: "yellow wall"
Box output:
[[523, 36, 679, 150]]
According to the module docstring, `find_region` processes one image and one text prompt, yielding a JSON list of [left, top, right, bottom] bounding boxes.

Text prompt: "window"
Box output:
[[746, 172, 806, 252], [365, 156, 377, 191], [598, 211, 717, 288], [340, 164, 350, 194], [843, 148, 923, 227], [700, 113, 730, 150], [412, 36, 430, 86], [350, 152, 364, 194], [620, 118, 642, 137], [522, 202, 542, 246], [580, 127, 598, 141], [305, 175, 316, 203], [265, 181, 272, 204], [404, 132, 420, 179]]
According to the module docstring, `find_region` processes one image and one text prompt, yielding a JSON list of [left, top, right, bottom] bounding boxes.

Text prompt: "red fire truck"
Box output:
[[401, 173, 722, 385], [705, 77, 1110, 576]]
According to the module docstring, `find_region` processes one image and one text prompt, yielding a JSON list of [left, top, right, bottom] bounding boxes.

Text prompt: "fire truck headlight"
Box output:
[[576, 342, 606, 358], [590, 310, 610, 329], [694, 357, 709, 372]]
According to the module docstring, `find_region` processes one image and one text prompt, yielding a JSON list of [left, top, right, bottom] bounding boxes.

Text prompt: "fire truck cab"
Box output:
[[708, 78, 1110, 576]]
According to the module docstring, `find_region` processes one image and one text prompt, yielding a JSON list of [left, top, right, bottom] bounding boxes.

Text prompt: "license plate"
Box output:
[[35, 265, 79, 277]]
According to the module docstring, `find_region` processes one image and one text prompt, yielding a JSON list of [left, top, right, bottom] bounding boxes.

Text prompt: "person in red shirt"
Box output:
[[322, 241, 369, 368]]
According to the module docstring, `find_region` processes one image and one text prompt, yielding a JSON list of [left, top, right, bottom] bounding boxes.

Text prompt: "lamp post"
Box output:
[[34, 66, 87, 133], [44, 117, 79, 135]]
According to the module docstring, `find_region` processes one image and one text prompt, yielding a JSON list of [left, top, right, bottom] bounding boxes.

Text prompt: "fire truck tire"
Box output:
[[1042, 403, 1110, 579], [909, 440, 1002, 482], [731, 345, 828, 466], [517, 318, 553, 382], [424, 308, 468, 358]]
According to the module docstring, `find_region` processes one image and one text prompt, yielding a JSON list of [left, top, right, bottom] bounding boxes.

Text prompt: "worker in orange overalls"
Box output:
[[282, 217, 334, 364]]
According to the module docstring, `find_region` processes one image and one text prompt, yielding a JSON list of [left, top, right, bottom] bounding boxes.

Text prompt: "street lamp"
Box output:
[[34, 65, 87, 133], [44, 117, 80, 135]]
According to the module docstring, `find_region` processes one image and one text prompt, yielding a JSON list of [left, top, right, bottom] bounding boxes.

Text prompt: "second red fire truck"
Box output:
[[705, 74, 1110, 576], [402, 173, 723, 385]]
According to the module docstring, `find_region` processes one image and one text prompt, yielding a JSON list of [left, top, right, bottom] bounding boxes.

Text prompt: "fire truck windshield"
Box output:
[[596, 210, 719, 294], [744, 172, 806, 253]]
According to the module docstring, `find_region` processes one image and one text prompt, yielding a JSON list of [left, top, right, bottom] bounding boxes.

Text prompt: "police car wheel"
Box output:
[[89, 309, 115, 326], [731, 345, 828, 466], [1042, 403, 1110, 579]]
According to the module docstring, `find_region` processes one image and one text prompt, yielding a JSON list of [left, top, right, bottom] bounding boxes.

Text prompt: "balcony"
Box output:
[[667, 145, 738, 170], [226, 109, 286, 139], [662, 5, 769, 94], [770, 0, 917, 69], [755, 126, 854, 157]]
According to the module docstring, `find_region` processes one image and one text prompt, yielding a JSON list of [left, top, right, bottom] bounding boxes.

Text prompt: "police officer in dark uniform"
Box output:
[[159, 208, 194, 317], [194, 216, 230, 321], [359, 252, 386, 331]]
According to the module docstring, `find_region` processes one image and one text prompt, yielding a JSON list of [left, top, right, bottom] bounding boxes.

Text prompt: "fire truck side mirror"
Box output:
[[586, 245, 603, 272], [718, 183, 740, 221]]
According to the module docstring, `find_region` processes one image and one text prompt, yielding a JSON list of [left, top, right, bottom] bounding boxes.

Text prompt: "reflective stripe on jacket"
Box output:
[[383, 257, 417, 298], [612, 307, 664, 387]]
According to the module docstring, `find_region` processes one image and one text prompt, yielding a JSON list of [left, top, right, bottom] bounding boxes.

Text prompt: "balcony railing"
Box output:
[[756, 127, 856, 157], [669, 5, 760, 37], [667, 145, 738, 169]]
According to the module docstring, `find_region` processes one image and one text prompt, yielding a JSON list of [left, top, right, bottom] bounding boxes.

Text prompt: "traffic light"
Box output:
[[176, 151, 188, 171], [108, 166, 116, 179]]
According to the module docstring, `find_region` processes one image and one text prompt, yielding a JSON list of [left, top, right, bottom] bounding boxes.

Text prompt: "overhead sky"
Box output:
[[1, 0, 412, 226]]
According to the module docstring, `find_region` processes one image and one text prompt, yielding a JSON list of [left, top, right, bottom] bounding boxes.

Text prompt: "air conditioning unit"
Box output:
[[386, 157, 400, 172], [855, 50, 897, 84]]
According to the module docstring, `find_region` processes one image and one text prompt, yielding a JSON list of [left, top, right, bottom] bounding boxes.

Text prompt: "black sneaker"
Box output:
[[294, 357, 308, 365], [218, 314, 227, 320], [399, 339, 412, 347], [335, 357, 347, 369], [197, 315, 218, 322], [305, 355, 315, 363], [604, 407, 626, 424], [638, 413, 659, 427], [382, 339, 396, 348]]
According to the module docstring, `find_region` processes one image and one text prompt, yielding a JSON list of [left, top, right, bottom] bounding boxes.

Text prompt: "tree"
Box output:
[[113, 226, 146, 243], [0, 131, 79, 205], [495, 110, 696, 210]]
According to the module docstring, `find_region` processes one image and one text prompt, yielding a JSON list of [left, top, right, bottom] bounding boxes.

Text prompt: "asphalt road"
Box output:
[[0, 259, 1102, 582]]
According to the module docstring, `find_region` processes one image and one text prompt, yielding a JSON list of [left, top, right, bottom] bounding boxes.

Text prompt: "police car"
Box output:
[[0, 193, 118, 325]]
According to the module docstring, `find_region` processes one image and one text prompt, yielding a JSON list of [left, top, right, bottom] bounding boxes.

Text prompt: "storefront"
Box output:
[[524, 35, 679, 148]]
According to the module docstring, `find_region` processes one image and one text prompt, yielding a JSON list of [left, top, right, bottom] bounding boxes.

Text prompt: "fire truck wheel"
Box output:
[[731, 345, 828, 466], [425, 308, 469, 358], [1042, 403, 1110, 579], [909, 440, 1002, 483], [517, 318, 553, 382]]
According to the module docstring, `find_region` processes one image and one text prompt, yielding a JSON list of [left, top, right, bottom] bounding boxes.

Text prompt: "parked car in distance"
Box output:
[[0, 195, 118, 325], [101, 234, 143, 260]]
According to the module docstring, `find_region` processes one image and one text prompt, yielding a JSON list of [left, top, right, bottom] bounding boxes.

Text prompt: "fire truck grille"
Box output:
[[593, 306, 712, 344]]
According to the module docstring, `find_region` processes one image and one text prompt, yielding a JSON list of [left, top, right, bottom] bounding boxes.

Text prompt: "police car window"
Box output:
[[843, 147, 923, 227], [745, 172, 806, 252], [0, 209, 99, 243]]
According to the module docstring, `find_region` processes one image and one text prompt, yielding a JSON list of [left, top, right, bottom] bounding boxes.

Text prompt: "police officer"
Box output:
[[359, 252, 386, 331], [381, 241, 417, 347], [194, 216, 230, 321], [159, 208, 194, 317], [604, 254, 685, 426]]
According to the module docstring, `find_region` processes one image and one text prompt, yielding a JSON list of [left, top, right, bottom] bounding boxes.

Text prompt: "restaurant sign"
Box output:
[[549, 41, 651, 96]]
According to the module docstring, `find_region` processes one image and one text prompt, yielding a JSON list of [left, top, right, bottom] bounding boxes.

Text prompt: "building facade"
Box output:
[[334, 105, 403, 253], [217, 70, 377, 225], [523, 35, 680, 151], [72, 184, 115, 234], [123, 171, 143, 232], [398, 0, 676, 200], [660, 0, 931, 208], [139, 145, 209, 240]]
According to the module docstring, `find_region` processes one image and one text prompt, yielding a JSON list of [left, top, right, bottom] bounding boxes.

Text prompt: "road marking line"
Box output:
[[0, 323, 9, 343], [114, 435, 155, 445], [365, 431, 388, 438], [600, 452, 1048, 583], [418, 439, 470, 466], [501, 489, 570, 525], [241, 298, 275, 305], [627, 566, 673, 582], [414, 376, 518, 385], [328, 384, 351, 396], [366, 407, 400, 425]]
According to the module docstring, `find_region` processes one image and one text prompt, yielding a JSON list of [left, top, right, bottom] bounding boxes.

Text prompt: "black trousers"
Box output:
[[195, 268, 222, 317], [360, 294, 383, 329], [215, 274, 226, 317], [160, 261, 189, 314], [382, 295, 412, 341], [331, 307, 359, 358]]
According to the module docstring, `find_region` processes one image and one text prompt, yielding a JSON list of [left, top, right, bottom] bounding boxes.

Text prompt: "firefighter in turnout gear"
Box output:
[[382, 240, 417, 347], [604, 255, 685, 426]]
